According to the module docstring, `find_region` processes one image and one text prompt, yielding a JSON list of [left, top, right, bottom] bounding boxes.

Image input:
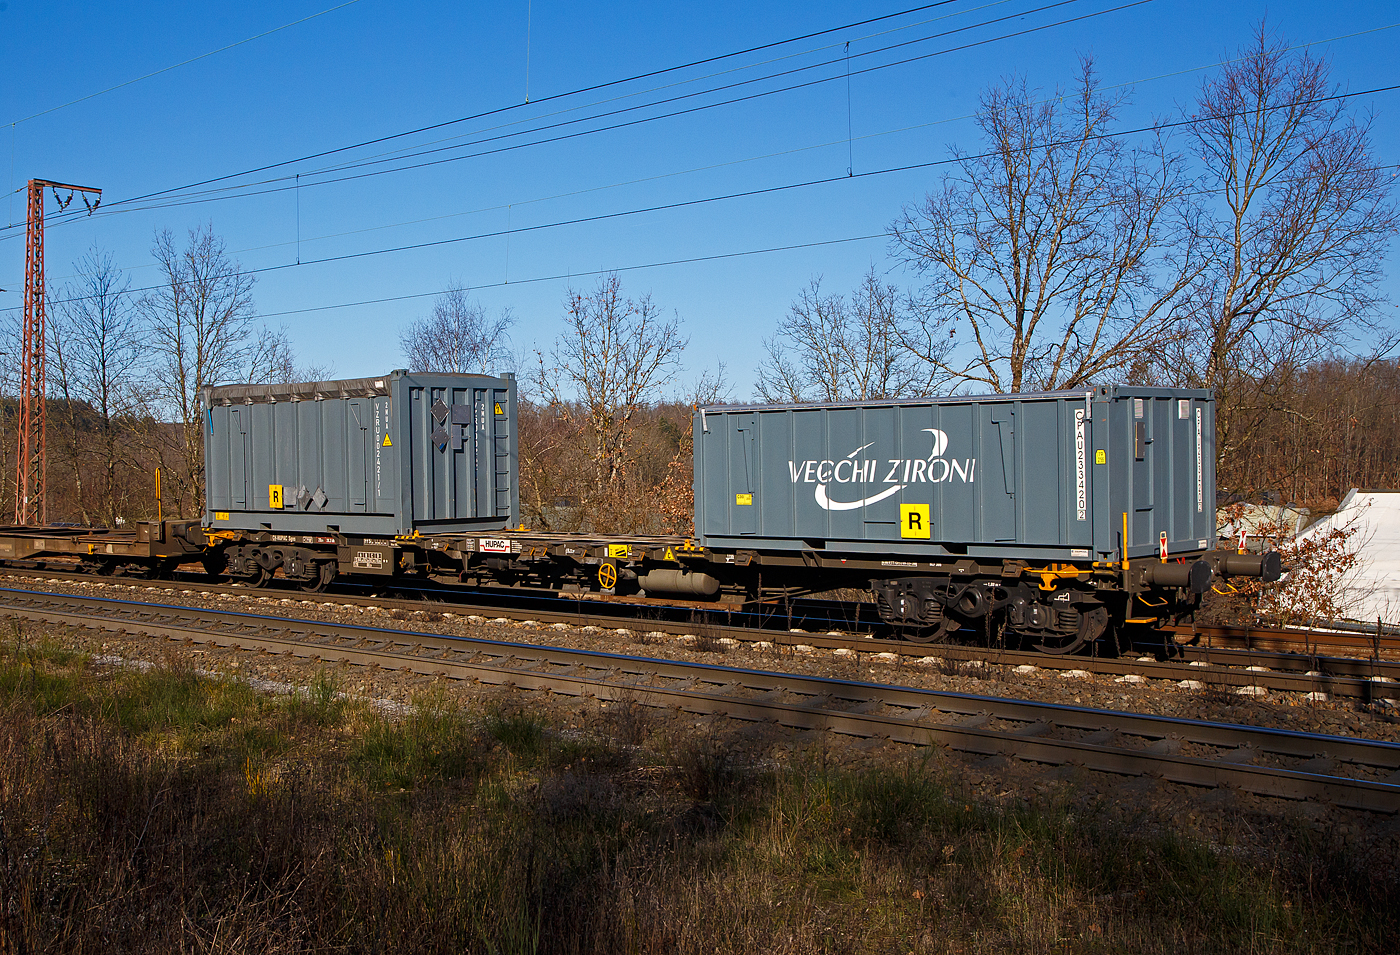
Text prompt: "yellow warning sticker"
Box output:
[[268, 485, 284, 509], [215, 511, 230, 521], [607, 543, 631, 558], [900, 503, 930, 539], [663, 546, 675, 561], [382, 433, 392, 447], [735, 493, 753, 506], [1094, 449, 1106, 465], [494, 403, 504, 415]]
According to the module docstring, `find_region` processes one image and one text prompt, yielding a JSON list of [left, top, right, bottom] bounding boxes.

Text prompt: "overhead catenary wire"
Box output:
[[12, 78, 1399, 317], [6, 5, 1396, 327], [258, 0, 1036, 183], [35, 18, 1398, 284], [295, 0, 1022, 179], [35, 6, 1399, 246], [16, 0, 1102, 231], [52, 0, 978, 213], [253, 233, 889, 320], [16, 13, 1400, 256]]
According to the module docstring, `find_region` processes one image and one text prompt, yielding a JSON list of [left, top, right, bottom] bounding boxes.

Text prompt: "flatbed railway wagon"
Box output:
[[200, 370, 519, 588], [690, 385, 1278, 651], [0, 377, 1279, 654]]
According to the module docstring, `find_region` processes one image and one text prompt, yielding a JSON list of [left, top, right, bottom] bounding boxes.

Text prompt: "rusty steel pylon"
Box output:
[[16, 179, 101, 526]]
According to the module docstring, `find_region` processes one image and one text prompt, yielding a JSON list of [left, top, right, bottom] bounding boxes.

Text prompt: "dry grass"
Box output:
[[0, 633, 1396, 954]]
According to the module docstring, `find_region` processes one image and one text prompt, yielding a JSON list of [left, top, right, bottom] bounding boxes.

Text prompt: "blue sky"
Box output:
[[1, 0, 1397, 397]]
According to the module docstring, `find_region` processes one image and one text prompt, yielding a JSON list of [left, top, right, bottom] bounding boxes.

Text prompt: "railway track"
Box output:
[[1168, 622, 1400, 657], [1, 568, 1398, 702], [3, 586, 1400, 813]]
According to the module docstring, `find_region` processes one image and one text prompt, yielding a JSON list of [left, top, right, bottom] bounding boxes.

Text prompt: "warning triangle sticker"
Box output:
[[663, 547, 675, 561], [494, 403, 504, 415], [382, 434, 392, 447]]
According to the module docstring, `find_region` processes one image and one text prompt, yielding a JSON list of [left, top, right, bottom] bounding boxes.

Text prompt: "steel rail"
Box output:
[[1, 571, 1398, 699], [1168, 622, 1400, 655], [853, 642, 1400, 700], [3, 587, 1399, 813], [4, 561, 1399, 661]]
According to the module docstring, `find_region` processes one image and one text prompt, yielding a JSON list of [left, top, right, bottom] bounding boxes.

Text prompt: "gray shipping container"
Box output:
[[203, 371, 519, 537], [694, 385, 1215, 562]]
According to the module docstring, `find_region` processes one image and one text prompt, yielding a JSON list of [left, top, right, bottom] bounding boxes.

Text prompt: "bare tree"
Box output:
[[247, 325, 333, 384], [49, 246, 146, 525], [652, 363, 735, 536], [756, 269, 935, 402], [891, 59, 1199, 393], [535, 274, 686, 527], [687, 362, 734, 407], [400, 284, 514, 374], [1156, 24, 1398, 471], [140, 223, 258, 517]]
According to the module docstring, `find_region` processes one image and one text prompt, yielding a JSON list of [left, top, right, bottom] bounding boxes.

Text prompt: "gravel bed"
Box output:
[[13, 575, 1398, 744], [10, 574, 1400, 863]]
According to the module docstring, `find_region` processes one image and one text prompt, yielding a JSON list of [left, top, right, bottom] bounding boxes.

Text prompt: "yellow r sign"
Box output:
[[900, 503, 930, 539], [268, 485, 284, 509]]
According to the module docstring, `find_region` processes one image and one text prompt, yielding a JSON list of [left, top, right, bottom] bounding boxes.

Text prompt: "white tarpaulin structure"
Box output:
[[1294, 489, 1400, 625], [1217, 503, 1311, 549]]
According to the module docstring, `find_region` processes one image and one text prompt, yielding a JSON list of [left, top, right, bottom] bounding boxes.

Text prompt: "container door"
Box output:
[[348, 399, 368, 508], [981, 404, 1017, 542], [473, 389, 488, 518], [1130, 397, 1154, 543], [230, 408, 247, 506], [730, 415, 757, 536], [492, 388, 512, 519]]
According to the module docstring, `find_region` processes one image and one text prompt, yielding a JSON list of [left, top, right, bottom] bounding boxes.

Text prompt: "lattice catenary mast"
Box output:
[[17, 179, 101, 525]]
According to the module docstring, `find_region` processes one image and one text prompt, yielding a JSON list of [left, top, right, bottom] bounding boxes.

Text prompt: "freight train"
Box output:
[[0, 371, 1280, 655]]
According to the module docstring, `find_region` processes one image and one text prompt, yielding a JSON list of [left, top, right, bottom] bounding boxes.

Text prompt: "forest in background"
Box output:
[[10, 353, 1399, 535], [9, 24, 1397, 536]]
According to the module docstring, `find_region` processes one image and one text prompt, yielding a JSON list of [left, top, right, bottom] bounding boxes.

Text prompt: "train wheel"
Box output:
[[300, 564, 335, 593], [237, 566, 271, 588], [1029, 605, 1108, 655]]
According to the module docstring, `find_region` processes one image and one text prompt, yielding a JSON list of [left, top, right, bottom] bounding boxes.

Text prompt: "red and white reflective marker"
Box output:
[[1238, 527, 1247, 554], [1159, 531, 1168, 561]]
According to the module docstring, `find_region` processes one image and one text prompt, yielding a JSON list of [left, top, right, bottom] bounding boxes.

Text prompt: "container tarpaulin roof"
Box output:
[[1294, 489, 1400, 625], [204, 377, 392, 404]]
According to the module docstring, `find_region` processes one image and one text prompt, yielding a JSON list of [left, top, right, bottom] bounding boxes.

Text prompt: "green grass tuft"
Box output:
[[486, 708, 547, 762], [351, 687, 485, 789], [2, 630, 1396, 953]]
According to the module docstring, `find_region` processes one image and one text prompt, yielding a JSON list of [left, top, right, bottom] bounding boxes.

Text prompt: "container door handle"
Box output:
[[992, 414, 1015, 496]]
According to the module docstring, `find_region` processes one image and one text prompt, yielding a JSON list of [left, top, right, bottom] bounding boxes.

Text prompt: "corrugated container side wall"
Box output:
[[204, 372, 518, 536], [693, 386, 1214, 561], [403, 378, 519, 532], [1100, 389, 1215, 559]]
